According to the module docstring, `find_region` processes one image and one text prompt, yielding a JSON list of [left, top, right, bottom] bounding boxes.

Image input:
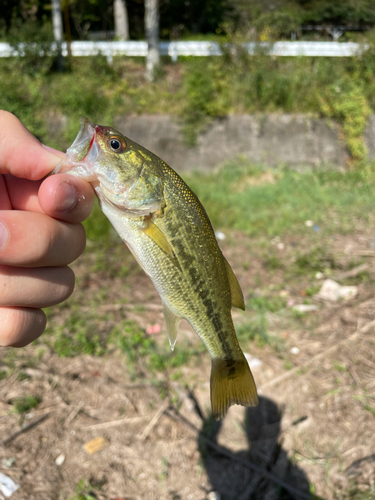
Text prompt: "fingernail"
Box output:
[[0, 222, 9, 251], [54, 181, 78, 212], [41, 143, 65, 158]]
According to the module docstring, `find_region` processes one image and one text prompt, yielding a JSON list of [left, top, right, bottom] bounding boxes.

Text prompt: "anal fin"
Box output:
[[162, 302, 181, 351], [223, 255, 245, 310]]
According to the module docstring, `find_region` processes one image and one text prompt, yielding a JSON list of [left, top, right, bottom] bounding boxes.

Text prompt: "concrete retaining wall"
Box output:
[[52, 113, 375, 171], [114, 114, 351, 171]]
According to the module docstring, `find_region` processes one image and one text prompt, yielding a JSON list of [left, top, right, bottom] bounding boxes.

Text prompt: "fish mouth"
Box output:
[[52, 116, 100, 181]]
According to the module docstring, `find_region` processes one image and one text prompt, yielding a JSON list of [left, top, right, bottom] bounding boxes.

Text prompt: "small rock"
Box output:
[[316, 279, 358, 301], [315, 272, 324, 279], [305, 220, 314, 227], [338, 286, 358, 300], [55, 454, 65, 466], [290, 347, 300, 355], [315, 279, 341, 301], [276, 242, 285, 250], [292, 304, 319, 313]]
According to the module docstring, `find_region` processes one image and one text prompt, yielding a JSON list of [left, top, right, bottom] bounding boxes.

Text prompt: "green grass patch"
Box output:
[[12, 395, 41, 414], [184, 162, 375, 236]]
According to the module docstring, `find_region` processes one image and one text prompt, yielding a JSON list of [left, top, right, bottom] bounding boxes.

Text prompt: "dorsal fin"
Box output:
[[162, 301, 181, 351], [223, 256, 245, 310], [142, 219, 174, 257]]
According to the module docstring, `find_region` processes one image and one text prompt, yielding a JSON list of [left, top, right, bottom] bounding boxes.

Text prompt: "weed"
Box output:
[[294, 247, 336, 275], [354, 395, 375, 417], [48, 309, 106, 358], [12, 395, 41, 414], [69, 479, 100, 500], [333, 362, 348, 372], [263, 255, 284, 270], [0, 370, 8, 381], [304, 286, 320, 296], [17, 371, 31, 382], [110, 321, 155, 363]]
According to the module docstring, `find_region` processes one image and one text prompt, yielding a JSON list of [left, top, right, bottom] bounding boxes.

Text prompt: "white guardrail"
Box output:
[[0, 40, 367, 60]]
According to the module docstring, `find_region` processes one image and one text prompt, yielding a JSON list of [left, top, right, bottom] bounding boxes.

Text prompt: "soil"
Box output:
[[1, 226, 375, 500]]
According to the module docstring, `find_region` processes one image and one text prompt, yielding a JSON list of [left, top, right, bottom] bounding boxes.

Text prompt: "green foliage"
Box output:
[[181, 58, 228, 144], [294, 247, 337, 275], [69, 479, 100, 500], [47, 308, 107, 357], [236, 315, 274, 348], [1, 45, 375, 164], [6, 17, 56, 76], [83, 199, 112, 242], [12, 395, 41, 414], [317, 78, 371, 166], [110, 321, 156, 363]]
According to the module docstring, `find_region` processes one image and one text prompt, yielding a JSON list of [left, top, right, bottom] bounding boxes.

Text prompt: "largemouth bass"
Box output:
[[54, 117, 258, 419]]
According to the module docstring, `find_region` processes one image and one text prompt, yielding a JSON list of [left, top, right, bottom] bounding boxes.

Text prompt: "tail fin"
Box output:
[[210, 355, 258, 420]]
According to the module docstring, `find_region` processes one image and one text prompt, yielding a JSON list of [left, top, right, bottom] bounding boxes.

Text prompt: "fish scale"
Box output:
[[54, 117, 258, 419]]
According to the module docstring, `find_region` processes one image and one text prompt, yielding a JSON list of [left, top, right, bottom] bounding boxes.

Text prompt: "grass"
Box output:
[[184, 161, 375, 237], [12, 395, 41, 414]]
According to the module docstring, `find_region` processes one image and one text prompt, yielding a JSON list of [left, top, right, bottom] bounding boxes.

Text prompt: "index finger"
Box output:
[[0, 111, 61, 180]]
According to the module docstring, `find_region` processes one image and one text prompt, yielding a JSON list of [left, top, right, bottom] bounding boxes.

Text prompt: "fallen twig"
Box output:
[[139, 400, 170, 441], [164, 409, 313, 500], [332, 263, 370, 281], [261, 319, 375, 390], [82, 414, 150, 430], [2, 413, 51, 447]]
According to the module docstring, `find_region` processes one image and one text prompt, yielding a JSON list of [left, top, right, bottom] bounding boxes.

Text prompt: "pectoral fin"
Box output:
[[142, 219, 174, 257], [162, 302, 181, 351], [223, 256, 245, 310]]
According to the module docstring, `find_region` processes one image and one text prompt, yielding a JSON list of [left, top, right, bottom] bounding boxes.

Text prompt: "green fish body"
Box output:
[[55, 117, 258, 419]]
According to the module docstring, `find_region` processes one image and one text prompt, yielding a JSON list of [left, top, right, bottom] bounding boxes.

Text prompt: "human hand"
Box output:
[[0, 111, 95, 347]]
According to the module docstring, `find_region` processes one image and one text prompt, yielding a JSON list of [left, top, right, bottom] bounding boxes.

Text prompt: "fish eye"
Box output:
[[108, 136, 126, 153]]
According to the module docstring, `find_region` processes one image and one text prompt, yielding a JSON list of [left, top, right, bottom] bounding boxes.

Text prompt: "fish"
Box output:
[[54, 117, 258, 419]]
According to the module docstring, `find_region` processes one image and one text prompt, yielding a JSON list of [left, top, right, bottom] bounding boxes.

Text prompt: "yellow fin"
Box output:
[[223, 256, 245, 310], [142, 219, 174, 257], [210, 355, 258, 420], [162, 302, 181, 351]]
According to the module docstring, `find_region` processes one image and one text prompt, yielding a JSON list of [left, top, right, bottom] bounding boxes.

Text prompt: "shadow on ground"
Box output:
[[199, 396, 313, 500]]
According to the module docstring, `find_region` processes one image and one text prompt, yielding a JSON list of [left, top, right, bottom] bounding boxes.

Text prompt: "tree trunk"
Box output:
[[145, 0, 160, 81], [114, 0, 129, 40], [52, 0, 64, 71]]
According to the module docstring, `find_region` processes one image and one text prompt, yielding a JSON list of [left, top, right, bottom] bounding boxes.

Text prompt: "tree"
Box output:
[[114, 0, 129, 40], [145, 0, 160, 81], [52, 0, 64, 70]]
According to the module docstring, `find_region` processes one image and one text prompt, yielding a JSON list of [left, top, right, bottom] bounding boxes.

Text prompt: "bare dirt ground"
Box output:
[[1, 226, 375, 500]]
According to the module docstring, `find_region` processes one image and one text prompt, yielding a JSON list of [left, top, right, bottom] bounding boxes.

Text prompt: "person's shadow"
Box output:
[[198, 396, 316, 500]]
